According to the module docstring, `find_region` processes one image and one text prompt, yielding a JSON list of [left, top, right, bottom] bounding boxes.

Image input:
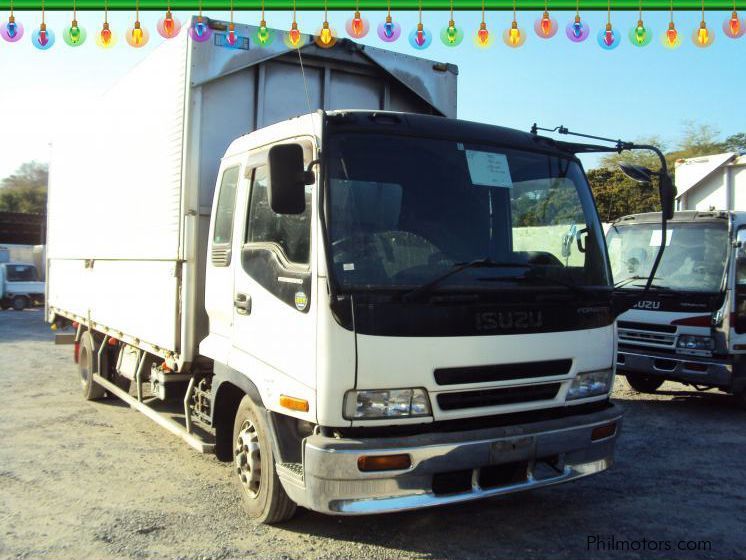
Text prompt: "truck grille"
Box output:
[[434, 359, 572, 386], [437, 383, 561, 411], [617, 321, 676, 349]]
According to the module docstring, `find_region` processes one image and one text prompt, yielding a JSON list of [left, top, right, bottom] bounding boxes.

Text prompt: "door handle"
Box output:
[[234, 293, 252, 315]]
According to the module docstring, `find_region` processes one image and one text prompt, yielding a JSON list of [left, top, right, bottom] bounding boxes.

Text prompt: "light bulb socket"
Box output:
[[605, 22, 612, 31], [700, 20, 706, 28], [291, 21, 298, 30], [543, 10, 550, 18], [72, 18, 78, 27], [103, 22, 110, 30], [40, 22, 46, 31], [229, 22, 235, 31], [668, 21, 675, 30], [449, 19, 455, 27], [259, 19, 266, 27], [574, 14, 581, 24], [134, 20, 141, 30], [511, 20, 518, 29], [417, 22, 423, 31], [637, 19, 644, 27], [9, 14, 15, 23], [479, 21, 486, 30], [385, 14, 392, 23], [354, 10, 361, 18]]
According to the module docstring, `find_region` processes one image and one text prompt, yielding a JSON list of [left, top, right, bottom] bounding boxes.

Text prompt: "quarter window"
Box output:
[[212, 166, 240, 245], [246, 165, 312, 265]]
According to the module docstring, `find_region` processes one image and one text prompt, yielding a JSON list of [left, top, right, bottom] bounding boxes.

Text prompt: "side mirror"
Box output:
[[619, 162, 675, 221], [268, 144, 314, 215], [619, 162, 653, 184]]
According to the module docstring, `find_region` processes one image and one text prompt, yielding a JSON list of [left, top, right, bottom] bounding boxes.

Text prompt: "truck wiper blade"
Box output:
[[480, 272, 590, 296], [614, 275, 661, 288], [632, 283, 676, 292], [401, 258, 530, 302]]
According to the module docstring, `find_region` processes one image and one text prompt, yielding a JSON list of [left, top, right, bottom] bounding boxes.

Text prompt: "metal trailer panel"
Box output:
[[48, 19, 457, 366]]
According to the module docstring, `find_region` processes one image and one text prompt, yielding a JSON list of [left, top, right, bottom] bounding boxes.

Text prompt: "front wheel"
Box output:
[[625, 372, 664, 393], [232, 396, 297, 524], [11, 295, 28, 311]]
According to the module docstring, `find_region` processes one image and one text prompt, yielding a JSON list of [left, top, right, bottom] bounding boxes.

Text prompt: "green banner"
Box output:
[[0, 0, 736, 9]]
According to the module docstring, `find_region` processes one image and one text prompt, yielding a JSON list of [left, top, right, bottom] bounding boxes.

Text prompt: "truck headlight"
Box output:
[[344, 388, 431, 419], [676, 335, 714, 352], [566, 369, 613, 401]]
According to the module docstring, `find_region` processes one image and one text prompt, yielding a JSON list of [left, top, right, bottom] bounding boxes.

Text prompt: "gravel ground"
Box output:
[[1, 309, 745, 560]]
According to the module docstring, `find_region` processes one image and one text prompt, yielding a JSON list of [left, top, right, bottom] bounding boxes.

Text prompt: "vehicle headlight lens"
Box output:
[[676, 335, 714, 352], [344, 388, 432, 419], [566, 369, 613, 401]]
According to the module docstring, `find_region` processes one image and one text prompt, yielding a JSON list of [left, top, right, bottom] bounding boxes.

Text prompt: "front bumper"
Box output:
[[617, 348, 734, 389], [281, 403, 621, 515]]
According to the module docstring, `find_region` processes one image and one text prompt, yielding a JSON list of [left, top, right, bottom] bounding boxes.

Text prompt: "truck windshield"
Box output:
[[5, 265, 38, 282], [326, 133, 609, 293], [607, 222, 728, 293]]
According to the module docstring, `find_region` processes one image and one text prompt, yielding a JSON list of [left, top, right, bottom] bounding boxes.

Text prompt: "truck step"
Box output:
[[92, 373, 215, 454], [277, 462, 305, 484]]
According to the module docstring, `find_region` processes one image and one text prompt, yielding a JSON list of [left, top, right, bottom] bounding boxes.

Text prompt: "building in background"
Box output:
[[675, 153, 746, 211]]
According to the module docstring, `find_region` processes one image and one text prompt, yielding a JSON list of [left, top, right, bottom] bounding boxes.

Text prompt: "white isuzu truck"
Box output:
[[47, 19, 670, 523], [609, 210, 746, 406]]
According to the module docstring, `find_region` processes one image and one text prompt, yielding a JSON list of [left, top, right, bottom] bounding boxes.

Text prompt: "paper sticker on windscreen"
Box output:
[[465, 150, 513, 188]]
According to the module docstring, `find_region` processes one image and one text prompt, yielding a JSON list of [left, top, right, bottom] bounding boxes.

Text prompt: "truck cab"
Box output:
[[608, 210, 746, 405], [201, 110, 622, 520], [0, 262, 44, 311]]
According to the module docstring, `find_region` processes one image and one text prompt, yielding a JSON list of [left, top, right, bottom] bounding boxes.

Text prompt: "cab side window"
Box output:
[[246, 165, 312, 265], [211, 166, 240, 266]]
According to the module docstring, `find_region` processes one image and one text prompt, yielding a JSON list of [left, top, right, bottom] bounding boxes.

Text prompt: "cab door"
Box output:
[[228, 145, 317, 419], [729, 227, 746, 353]]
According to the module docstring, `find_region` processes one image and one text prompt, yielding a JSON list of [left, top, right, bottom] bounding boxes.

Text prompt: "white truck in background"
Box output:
[[47, 19, 670, 523], [609, 210, 746, 406], [0, 262, 44, 310]]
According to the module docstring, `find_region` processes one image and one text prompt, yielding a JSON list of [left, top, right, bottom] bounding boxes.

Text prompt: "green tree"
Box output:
[[588, 168, 660, 223], [599, 136, 667, 171], [0, 161, 48, 214], [724, 133, 746, 153]]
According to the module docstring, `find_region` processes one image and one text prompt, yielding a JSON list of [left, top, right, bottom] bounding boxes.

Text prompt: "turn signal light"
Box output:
[[591, 422, 617, 441], [357, 454, 412, 472], [280, 395, 309, 412]]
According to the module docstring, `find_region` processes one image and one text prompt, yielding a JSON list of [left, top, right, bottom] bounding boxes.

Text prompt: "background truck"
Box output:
[[47, 18, 653, 523], [1, 262, 44, 310], [608, 210, 746, 406]]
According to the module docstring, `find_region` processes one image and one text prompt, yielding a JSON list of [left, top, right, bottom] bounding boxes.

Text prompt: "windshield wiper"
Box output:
[[480, 270, 591, 296], [401, 258, 530, 302], [614, 275, 662, 288]]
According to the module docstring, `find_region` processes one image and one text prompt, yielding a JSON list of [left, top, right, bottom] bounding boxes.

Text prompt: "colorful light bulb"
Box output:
[[662, 20, 680, 48], [503, 20, 525, 47], [566, 14, 589, 42], [477, 21, 489, 45], [2, 15, 24, 42], [63, 19, 87, 46], [157, 9, 182, 38], [190, 16, 212, 42], [597, 22, 619, 49], [723, 10, 744, 37], [693, 20, 713, 46], [255, 19, 273, 45], [288, 21, 301, 46], [315, 20, 336, 48], [96, 21, 116, 47], [534, 10, 558, 38], [32, 21, 55, 49], [440, 19, 464, 46], [346, 10, 369, 38], [377, 15, 400, 42], [226, 21, 237, 45], [630, 18, 651, 46], [126, 20, 149, 47], [408, 22, 432, 49]]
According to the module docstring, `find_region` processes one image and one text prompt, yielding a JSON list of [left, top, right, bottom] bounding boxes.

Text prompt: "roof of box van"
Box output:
[[612, 210, 741, 225]]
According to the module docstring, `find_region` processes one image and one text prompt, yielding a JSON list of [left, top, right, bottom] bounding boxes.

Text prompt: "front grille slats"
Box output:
[[437, 383, 561, 411], [434, 359, 572, 386]]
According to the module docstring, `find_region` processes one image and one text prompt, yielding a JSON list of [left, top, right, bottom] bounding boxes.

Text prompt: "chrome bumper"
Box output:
[[281, 403, 621, 515], [617, 349, 733, 388]]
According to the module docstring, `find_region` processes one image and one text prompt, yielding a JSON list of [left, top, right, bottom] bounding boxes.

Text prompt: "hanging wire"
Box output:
[[481, 0, 485, 23], [450, 0, 454, 21], [513, 0, 517, 22], [701, 0, 705, 23], [387, 0, 391, 19], [607, 0, 611, 25], [419, 0, 422, 25]]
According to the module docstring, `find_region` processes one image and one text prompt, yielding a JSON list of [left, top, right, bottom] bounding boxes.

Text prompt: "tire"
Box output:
[[79, 331, 106, 401], [232, 395, 297, 524], [625, 372, 664, 393], [11, 295, 28, 311]]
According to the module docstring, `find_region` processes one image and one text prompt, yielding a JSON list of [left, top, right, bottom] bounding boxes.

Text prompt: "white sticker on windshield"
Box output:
[[465, 150, 513, 188], [649, 229, 673, 247]]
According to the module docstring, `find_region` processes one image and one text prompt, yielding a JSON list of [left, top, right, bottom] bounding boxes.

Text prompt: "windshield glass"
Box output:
[[607, 222, 728, 292], [5, 265, 38, 282], [326, 133, 609, 292]]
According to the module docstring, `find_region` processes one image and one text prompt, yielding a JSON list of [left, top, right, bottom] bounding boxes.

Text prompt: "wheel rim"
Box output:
[[235, 419, 262, 498], [79, 347, 90, 387]]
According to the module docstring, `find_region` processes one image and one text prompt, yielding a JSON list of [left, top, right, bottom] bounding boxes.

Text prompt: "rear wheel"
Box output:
[[232, 395, 297, 524], [625, 372, 664, 393], [11, 295, 28, 311], [79, 331, 106, 401]]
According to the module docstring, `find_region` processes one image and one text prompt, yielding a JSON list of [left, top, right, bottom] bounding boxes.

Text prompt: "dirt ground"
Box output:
[[1, 309, 745, 560]]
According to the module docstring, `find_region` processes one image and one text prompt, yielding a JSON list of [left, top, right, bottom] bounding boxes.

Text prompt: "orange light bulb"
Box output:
[[540, 10, 551, 36], [730, 11, 740, 35], [289, 21, 301, 46], [101, 22, 112, 44], [351, 11, 363, 35], [477, 21, 489, 44], [666, 21, 678, 45]]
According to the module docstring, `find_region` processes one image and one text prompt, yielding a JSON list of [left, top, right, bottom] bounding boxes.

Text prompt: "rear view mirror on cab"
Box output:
[[268, 144, 314, 215], [618, 162, 675, 221]]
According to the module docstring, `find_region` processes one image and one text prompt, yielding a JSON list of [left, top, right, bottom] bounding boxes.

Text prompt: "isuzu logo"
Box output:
[[632, 300, 661, 310], [476, 311, 543, 331]]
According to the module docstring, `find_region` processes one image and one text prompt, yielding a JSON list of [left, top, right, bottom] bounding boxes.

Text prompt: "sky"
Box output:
[[0, 7, 745, 179]]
